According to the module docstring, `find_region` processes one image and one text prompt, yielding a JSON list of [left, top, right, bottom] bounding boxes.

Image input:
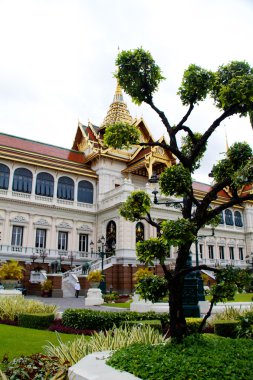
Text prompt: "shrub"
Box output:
[[0, 260, 24, 281], [48, 319, 95, 335], [18, 313, 55, 329], [3, 353, 65, 380], [62, 308, 169, 331], [107, 334, 253, 380], [44, 325, 168, 367], [214, 320, 239, 338], [87, 270, 103, 282], [236, 310, 253, 338], [185, 318, 203, 334], [123, 319, 162, 333], [0, 295, 58, 321], [103, 292, 119, 303]]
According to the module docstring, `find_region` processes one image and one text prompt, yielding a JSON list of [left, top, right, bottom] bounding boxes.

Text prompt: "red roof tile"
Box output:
[[0, 133, 85, 164]]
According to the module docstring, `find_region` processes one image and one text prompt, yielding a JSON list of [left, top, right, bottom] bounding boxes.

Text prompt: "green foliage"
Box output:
[[135, 275, 168, 303], [103, 122, 140, 149], [119, 190, 151, 221], [181, 133, 207, 171], [124, 319, 162, 333], [136, 238, 169, 265], [18, 313, 55, 330], [178, 64, 214, 105], [211, 306, 251, 324], [0, 260, 24, 280], [115, 47, 165, 105], [107, 335, 253, 380], [236, 311, 253, 338], [211, 61, 253, 115], [45, 325, 168, 367], [162, 218, 196, 246], [0, 295, 58, 321], [159, 164, 192, 196], [214, 320, 239, 338], [3, 353, 65, 380], [210, 267, 251, 303], [185, 318, 203, 334], [40, 279, 53, 291], [62, 308, 168, 331], [227, 142, 252, 169], [103, 291, 119, 303]]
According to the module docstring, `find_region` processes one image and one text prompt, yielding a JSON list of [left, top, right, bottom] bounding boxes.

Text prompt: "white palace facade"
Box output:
[[0, 82, 253, 293]]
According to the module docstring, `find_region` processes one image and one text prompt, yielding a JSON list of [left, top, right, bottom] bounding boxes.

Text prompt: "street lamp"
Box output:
[[90, 236, 107, 293], [57, 252, 66, 273], [30, 253, 38, 264], [68, 252, 76, 269], [149, 172, 183, 209], [40, 251, 48, 263]]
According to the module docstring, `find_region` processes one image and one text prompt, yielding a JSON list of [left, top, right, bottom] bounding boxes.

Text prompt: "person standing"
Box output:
[[75, 280, 81, 298]]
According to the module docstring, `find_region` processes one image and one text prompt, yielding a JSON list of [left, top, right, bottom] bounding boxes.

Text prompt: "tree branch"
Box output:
[[207, 193, 253, 221], [175, 103, 194, 130], [173, 264, 220, 281]]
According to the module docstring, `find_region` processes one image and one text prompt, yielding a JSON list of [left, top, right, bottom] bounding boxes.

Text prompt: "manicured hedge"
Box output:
[[123, 320, 162, 332], [62, 309, 169, 330], [18, 313, 55, 330], [214, 320, 239, 338], [107, 334, 253, 380]]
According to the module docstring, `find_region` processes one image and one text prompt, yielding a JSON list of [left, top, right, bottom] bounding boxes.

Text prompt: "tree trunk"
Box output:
[[168, 278, 187, 342]]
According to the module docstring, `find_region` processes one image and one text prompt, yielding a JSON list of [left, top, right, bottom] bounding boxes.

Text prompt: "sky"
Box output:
[[0, 0, 252, 183]]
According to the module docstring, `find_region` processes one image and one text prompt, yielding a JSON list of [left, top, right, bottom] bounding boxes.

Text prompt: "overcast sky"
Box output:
[[0, 0, 252, 183]]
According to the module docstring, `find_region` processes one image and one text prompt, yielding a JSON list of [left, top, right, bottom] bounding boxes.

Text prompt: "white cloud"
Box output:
[[0, 0, 252, 182]]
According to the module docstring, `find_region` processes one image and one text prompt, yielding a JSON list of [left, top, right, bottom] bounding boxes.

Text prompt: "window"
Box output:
[[77, 180, 93, 203], [136, 222, 145, 243], [36, 172, 54, 197], [229, 247, 234, 260], [208, 245, 214, 259], [199, 244, 203, 259], [13, 168, 32, 193], [0, 164, 10, 189], [225, 209, 234, 226], [234, 211, 243, 227], [58, 231, 68, 251], [57, 176, 74, 200], [219, 246, 225, 260], [106, 220, 116, 253], [11, 226, 23, 247], [239, 247, 244, 260], [219, 212, 224, 225], [35, 229, 46, 249], [79, 234, 88, 252]]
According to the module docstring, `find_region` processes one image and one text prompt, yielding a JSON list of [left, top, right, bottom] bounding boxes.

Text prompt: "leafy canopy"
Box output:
[[103, 122, 140, 149], [136, 238, 169, 266], [115, 48, 165, 105], [119, 190, 151, 221], [159, 164, 192, 196]]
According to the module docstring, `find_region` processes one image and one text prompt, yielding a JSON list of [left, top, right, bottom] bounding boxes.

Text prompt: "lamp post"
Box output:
[[90, 236, 107, 293], [68, 252, 76, 269], [30, 253, 38, 264], [40, 251, 48, 264], [57, 252, 66, 273]]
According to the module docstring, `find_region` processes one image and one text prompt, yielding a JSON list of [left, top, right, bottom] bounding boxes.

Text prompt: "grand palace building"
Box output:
[[0, 82, 253, 295]]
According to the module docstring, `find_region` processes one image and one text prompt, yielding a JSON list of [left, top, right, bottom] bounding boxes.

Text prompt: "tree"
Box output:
[[104, 48, 253, 341]]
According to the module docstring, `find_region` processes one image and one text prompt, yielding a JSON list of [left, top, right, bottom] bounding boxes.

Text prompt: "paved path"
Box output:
[[26, 295, 128, 313]]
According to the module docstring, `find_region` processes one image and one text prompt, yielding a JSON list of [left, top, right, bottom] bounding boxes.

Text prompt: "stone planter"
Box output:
[[89, 282, 100, 288], [1, 279, 19, 289]]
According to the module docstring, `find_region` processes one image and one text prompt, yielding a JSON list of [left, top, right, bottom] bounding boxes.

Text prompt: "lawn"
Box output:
[[0, 324, 80, 361], [206, 292, 253, 302], [104, 302, 131, 308]]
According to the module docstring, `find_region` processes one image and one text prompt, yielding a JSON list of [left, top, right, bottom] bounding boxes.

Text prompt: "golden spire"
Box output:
[[100, 81, 133, 129]]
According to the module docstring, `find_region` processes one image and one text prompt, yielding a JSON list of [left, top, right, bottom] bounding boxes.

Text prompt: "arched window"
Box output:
[[36, 172, 54, 197], [13, 168, 32, 193], [106, 220, 116, 254], [234, 211, 243, 227], [57, 176, 74, 200], [77, 180, 93, 203], [219, 212, 224, 224], [0, 164, 10, 189], [136, 222, 145, 243], [225, 209, 234, 226]]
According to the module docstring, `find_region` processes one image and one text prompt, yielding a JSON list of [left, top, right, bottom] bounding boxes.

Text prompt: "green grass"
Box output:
[[103, 302, 131, 308], [0, 324, 79, 361], [206, 292, 253, 302]]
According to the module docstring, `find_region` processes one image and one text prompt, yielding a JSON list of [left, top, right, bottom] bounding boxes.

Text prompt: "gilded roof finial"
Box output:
[[100, 80, 133, 129]]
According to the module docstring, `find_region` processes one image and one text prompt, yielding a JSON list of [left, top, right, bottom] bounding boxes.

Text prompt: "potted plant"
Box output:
[[87, 270, 103, 288], [0, 260, 25, 289], [40, 279, 53, 297]]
